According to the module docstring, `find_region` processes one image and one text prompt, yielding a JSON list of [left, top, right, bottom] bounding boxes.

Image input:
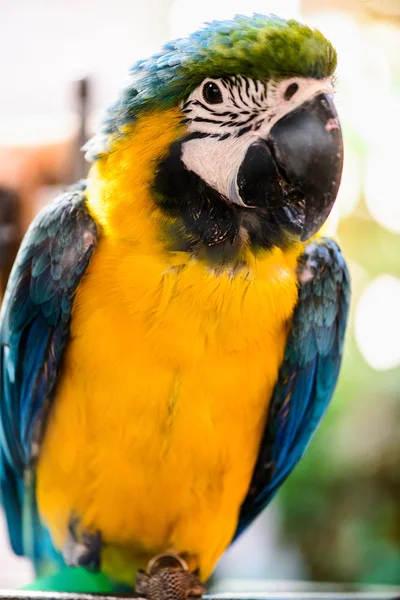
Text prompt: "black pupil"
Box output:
[[284, 82, 299, 101], [203, 81, 223, 104]]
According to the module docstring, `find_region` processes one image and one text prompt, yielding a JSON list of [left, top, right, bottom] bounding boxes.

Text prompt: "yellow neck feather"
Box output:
[[86, 108, 185, 253]]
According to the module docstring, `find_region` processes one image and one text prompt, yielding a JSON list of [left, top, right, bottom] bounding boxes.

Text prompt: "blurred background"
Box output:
[[1, 0, 400, 592]]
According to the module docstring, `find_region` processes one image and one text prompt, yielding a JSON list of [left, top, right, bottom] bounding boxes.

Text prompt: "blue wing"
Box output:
[[235, 237, 350, 538], [0, 187, 97, 568]]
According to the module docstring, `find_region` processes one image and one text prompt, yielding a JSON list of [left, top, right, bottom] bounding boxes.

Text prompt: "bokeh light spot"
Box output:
[[355, 275, 400, 371], [365, 109, 400, 233]]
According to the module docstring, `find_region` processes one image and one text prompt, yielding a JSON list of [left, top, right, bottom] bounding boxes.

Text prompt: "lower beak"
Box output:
[[237, 93, 344, 242]]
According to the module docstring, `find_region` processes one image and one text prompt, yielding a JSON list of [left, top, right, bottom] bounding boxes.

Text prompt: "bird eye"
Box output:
[[202, 81, 223, 104], [284, 82, 299, 101]]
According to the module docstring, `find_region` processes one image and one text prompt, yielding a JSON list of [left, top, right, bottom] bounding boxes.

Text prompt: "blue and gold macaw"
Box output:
[[0, 14, 350, 596]]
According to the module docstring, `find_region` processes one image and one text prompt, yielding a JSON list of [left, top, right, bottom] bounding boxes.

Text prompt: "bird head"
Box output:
[[86, 14, 343, 256]]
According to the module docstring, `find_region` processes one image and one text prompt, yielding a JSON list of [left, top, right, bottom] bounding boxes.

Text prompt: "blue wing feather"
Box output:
[[0, 188, 97, 570], [235, 238, 350, 539]]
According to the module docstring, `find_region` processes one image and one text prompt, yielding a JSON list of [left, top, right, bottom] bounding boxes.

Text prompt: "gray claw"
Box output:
[[135, 554, 205, 600]]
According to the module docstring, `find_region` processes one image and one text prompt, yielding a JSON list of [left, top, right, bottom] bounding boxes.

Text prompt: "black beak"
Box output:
[[237, 93, 343, 242]]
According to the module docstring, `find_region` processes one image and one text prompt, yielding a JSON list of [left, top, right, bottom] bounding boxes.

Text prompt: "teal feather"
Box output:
[[0, 188, 97, 572], [235, 238, 350, 539]]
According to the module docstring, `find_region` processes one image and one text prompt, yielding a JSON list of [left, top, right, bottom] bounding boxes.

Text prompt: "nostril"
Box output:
[[284, 83, 299, 101]]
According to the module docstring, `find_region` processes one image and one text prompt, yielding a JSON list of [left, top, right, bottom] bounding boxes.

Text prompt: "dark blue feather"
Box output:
[[0, 188, 97, 570], [234, 238, 350, 539]]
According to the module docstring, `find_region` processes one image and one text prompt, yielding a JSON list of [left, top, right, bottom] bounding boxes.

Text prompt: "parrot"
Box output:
[[0, 13, 350, 597]]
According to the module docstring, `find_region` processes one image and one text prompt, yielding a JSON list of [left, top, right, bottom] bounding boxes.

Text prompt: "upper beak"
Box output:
[[237, 93, 344, 242]]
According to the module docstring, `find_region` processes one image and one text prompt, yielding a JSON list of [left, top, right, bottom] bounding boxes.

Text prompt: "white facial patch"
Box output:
[[180, 76, 334, 206]]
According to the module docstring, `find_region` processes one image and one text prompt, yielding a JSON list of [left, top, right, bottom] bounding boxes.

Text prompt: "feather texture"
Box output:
[[0, 188, 97, 567], [235, 237, 350, 538]]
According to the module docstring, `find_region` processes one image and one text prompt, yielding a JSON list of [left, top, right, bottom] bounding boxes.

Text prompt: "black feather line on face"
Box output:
[[236, 125, 253, 137], [235, 82, 246, 106], [244, 77, 251, 97]]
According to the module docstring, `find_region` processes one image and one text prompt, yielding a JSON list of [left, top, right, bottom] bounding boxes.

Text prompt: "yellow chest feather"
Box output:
[[36, 110, 302, 583]]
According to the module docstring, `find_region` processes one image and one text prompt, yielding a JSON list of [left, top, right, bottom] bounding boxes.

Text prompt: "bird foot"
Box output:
[[63, 516, 102, 571], [135, 553, 205, 600]]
